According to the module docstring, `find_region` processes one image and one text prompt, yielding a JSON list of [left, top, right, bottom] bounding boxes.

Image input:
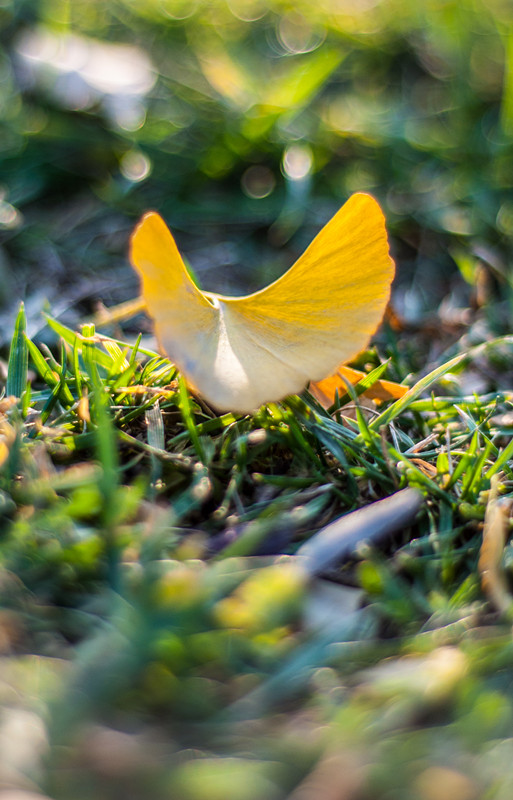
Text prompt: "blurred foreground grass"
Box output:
[[2, 1, 513, 798]]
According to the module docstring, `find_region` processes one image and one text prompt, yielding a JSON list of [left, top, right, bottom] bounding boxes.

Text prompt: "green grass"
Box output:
[[1, 301, 513, 797]]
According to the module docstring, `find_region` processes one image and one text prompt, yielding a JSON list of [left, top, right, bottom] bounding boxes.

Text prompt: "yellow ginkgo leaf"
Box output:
[[130, 192, 395, 413]]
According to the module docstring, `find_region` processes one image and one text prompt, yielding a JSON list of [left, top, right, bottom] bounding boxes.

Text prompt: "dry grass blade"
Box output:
[[478, 475, 513, 617]]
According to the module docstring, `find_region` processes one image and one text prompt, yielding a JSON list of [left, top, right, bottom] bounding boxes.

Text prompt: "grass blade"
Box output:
[[26, 336, 75, 406], [178, 373, 206, 462], [6, 303, 28, 400], [368, 352, 467, 432]]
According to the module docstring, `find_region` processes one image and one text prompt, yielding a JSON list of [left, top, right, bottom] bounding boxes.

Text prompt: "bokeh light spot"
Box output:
[[241, 165, 276, 198], [497, 202, 513, 236], [109, 98, 147, 132], [14, 28, 156, 126], [227, 0, 267, 22], [0, 199, 21, 229], [160, 0, 198, 20], [282, 143, 313, 181], [120, 150, 152, 183], [277, 13, 325, 55], [440, 207, 472, 236], [0, 187, 21, 228]]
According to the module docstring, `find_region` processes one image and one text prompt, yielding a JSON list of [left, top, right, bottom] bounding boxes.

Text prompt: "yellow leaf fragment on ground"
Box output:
[[309, 364, 408, 409], [130, 193, 395, 413]]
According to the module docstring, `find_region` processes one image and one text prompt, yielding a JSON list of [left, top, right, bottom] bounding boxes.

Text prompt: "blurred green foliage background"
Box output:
[[2, 0, 513, 334]]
